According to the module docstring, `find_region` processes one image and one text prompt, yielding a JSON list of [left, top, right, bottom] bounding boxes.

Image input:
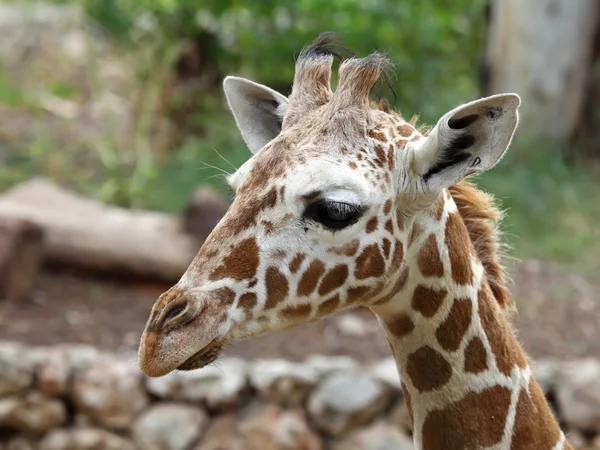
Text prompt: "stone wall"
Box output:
[[1, 341, 599, 450]]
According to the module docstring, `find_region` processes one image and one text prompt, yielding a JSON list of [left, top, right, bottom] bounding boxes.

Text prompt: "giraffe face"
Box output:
[[138, 112, 412, 378], [138, 35, 520, 378]]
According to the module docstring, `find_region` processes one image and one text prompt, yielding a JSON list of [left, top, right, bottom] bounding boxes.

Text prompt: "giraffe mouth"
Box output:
[[177, 340, 222, 371]]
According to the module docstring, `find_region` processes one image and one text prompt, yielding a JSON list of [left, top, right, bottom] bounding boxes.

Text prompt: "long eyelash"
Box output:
[[322, 199, 360, 215]]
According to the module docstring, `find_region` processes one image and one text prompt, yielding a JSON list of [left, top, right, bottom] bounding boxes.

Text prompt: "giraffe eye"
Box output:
[[304, 200, 363, 231]]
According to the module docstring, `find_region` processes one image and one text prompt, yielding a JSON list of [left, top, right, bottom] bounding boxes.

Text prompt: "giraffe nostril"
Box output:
[[163, 304, 187, 324]]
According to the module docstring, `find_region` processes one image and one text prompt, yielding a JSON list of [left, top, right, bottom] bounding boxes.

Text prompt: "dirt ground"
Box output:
[[1, 260, 599, 363]]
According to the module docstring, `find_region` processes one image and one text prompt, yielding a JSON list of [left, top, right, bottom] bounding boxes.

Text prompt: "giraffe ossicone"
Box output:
[[138, 33, 572, 449]]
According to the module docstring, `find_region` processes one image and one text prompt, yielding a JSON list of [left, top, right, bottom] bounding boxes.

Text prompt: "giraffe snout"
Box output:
[[145, 288, 198, 333]]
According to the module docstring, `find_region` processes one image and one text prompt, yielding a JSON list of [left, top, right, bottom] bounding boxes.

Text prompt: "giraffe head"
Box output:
[[138, 34, 520, 378]]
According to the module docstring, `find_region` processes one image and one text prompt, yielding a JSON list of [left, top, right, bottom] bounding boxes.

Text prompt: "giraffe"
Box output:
[[138, 34, 572, 449]]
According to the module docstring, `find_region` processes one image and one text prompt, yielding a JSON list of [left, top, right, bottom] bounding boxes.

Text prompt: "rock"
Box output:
[[249, 359, 319, 407], [146, 358, 247, 409], [307, 371, 391, 437], [4, 437, 37, 450], [0, 342, 37, 395], [557, 359, 600, 430], [64, 345, 108, 374], [194, 415, 242, 450], [0, 393, 66, 434], [367, 358, 401, 391], [331, 421, 414, 450], [388, 400, 413, 434], [37, 348, 71, 397], [239, 404, 322, 450], [194, 404, 322, 450], [133, 403, 209, 450], [72, 358, 148, 430], [336, 314, 377, 337], [532, 358, 559, 395], [564, 430, 587, 449], [0, 217, 44, 301], [304, 355, 358, 378], [39, 428, 135, 450]]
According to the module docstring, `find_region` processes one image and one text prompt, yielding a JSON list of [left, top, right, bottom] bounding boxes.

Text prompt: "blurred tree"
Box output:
[[81, 0, 488, 128], [482, 0, 600, 154]]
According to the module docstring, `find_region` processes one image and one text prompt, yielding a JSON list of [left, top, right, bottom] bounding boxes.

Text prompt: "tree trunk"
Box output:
[[0, 178, 200, 283], [483, 0, 599, 144]]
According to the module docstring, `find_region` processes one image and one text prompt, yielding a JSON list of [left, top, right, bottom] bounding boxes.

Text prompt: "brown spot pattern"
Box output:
[[213, 287, 236, 305], [264, 267, 289, 309], [412, 285, 447, 317], [368, 129, 387, 141], [445, 212, 474, 285], [464, 337, 488, 373], [210, 238, 260, 281], [318, 264, 349, 296], [318, 294, 341, 316], [384, 219, 394, 233], [387, 144, 395, 171], [397, 124, 414, 137], [436, 298, 472, 352], [417, 234, 445, 278], [383, 199, 392, 215], [374, 144, 387, 166], [406, 346, 452, 392], [281, 303, 312, 322], [225, 187, 278, 235], [478, 288, 528, 375], [348, 161, 358, 170], [366, 217, 378, 233], [289, 253, 306, 274], [382, 238, 391, 260], [329, 239, 360, 256], [387, 313, 414, 338], [511, 381, 562, 449], [347, 286, 371, 304], [395, 210, 404, 231], [238, 293, 257, 312], [297, 260, 326, 296], [422, 386, 512, 450], [355, 244, 386, 280]]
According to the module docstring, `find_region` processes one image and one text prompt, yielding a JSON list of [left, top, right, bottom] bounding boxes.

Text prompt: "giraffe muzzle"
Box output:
[[176, 339, 222, 371]]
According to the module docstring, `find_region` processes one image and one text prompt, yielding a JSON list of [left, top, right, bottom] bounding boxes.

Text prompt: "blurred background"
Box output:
[[1, 1, 600, 449]]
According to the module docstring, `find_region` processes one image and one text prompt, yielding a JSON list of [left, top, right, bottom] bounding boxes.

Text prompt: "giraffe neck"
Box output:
[[371, 192, 569, 450]]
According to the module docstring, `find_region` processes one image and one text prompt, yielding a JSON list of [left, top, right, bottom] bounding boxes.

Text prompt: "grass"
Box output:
[[476, 137, 600, 274]]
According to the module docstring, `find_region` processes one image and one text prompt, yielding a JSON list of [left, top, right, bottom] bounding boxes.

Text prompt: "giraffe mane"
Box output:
[[448, 181, 514, 311], [372, 99, 513, 311]]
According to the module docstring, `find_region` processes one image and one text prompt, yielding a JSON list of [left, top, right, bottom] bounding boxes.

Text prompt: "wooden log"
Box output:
[[483, 0, 599, 143], [0, 218, 44, 301], [0, 178, 217, 283]]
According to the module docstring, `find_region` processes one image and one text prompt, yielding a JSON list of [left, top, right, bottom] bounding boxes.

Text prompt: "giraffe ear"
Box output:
[[413, 93, 521, 192], [223, 76, 289, 154]]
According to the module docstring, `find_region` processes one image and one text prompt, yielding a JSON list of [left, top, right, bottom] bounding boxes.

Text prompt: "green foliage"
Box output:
[[476, 138, 600, 271], [3, 0, 600, 270], [80, 0, 487, 123]]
